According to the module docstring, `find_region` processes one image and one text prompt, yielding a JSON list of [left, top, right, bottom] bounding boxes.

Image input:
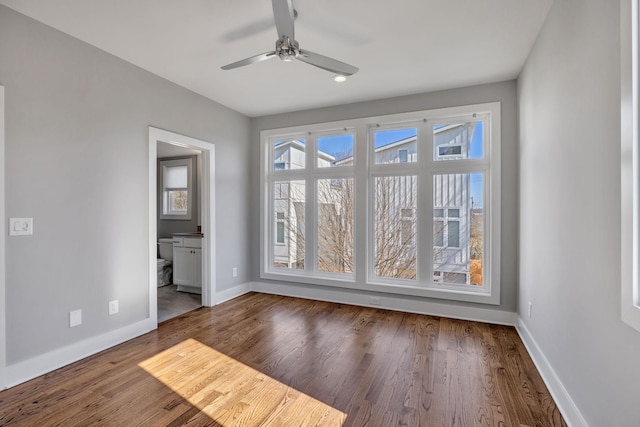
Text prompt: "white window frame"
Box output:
[[621, 0, 640, 332], [260, 102, 501, 305], [160, 158, 193, 220]]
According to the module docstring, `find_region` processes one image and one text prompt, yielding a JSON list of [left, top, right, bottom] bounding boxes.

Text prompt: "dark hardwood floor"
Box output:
[[0, 293, 566, 426]]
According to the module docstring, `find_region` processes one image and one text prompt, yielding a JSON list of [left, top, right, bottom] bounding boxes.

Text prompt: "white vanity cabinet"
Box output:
[[172, 236, 202, 294]]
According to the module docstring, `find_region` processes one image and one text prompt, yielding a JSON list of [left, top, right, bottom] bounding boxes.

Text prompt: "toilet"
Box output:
[[157, 238, 174, 287]]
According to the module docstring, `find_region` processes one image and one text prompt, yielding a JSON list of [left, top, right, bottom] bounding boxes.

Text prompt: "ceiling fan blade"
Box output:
[[272, 0, 295, 40], [221, 51, 277, 70], [297, 49, 359, 76]]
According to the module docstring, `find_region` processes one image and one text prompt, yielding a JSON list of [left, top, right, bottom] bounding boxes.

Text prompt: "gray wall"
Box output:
[[0, 6, 251, 364], [518, 0, 640, 425], [157, 155, 199, 238], [250, 80, 519, 313]]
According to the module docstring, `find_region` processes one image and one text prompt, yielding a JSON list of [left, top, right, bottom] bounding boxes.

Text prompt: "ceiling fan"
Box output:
[[221, 0, 359, 77]]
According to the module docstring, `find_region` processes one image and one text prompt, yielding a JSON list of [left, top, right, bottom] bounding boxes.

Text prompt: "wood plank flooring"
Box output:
[[0, 293, 566, 426]]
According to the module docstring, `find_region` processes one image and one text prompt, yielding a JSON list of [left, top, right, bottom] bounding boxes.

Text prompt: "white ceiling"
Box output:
[[0, 0, 554, 117]]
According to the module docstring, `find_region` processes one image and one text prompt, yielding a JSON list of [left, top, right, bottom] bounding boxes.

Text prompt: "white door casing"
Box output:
[[148, 127, 216, 324]]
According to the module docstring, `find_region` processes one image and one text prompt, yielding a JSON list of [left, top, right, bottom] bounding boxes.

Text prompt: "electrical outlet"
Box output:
[[232, 267, 238, 277], [70, 309, 82, 327], [528, 302, 533, 319], [109, 300, 119, 315]]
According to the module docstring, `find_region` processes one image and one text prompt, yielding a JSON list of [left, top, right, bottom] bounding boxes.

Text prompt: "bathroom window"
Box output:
[[160, 158, 192, 220]]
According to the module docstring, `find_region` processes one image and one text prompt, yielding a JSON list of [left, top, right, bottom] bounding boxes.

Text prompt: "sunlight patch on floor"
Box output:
[[138, 338, 346, 426]]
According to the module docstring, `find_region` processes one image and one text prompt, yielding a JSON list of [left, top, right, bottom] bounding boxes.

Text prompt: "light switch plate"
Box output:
[[9, 218, 33, 236]]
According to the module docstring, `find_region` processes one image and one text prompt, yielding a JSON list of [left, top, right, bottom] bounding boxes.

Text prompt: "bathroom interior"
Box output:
[[156, 141, 203, 322]]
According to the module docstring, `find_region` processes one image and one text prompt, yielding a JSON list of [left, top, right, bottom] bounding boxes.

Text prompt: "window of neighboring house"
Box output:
[[261, 102, 500, 305], [433, 208, 461, 248], [400, 208, 415, 247], [438, 145, 462, 157], [160, 158, 192, 220], [276, 212, 285, 244], [398, 149, 409, 163]]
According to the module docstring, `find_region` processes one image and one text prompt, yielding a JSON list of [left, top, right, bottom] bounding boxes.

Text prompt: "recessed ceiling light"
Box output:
[[333, 75, 347, 83]]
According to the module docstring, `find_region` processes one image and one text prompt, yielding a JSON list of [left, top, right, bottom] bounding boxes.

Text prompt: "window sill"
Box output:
[[260, 271, 499, 305]]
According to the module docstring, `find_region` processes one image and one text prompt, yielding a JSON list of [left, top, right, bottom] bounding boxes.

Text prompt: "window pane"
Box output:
[[433, 173, 484, 285], [400, 219, 414, 246], [169, 191, 188, 212], [276, 212, 285, 244], [434, 220, 444, 247], [317, 178, 354, 273], [273, 139, 306, 170], [401, 208, 413, 218], [164, 165, 187, 188], [434, 121, 483, 160], [444, 272, 467, 284], [276, 221, 285, 244], [448, 221, 460, 247], [374, 175, 417, 279], [398, 149, 408, 163], [374, 128, 417, 164], [273, 180, 305, 269], [318, 134, 354, 167]]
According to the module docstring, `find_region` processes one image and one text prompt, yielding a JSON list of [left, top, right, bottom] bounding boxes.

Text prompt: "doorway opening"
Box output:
[[148, 127, 216, 325]]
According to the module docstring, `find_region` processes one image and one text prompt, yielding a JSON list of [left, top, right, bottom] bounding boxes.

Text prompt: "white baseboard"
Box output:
[[3, 283, 251, 389], [516, 319, 588, 427], [5, 318, 156, 388], [214, 282, 252, 305], [250, 281, 517, 326]]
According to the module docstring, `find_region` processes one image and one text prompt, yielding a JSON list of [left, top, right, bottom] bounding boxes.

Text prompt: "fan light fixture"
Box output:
[[333, 75, 347, 83], [221, 0, 359, 77]]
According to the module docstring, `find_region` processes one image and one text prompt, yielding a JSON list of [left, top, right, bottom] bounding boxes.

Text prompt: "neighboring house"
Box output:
[[272, 123, 479, 284]]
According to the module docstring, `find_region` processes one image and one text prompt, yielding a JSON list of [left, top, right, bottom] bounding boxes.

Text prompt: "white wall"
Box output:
[[518, 0, 640, 425], [250, 81, 519, 315], [0, 6, 251, 369]]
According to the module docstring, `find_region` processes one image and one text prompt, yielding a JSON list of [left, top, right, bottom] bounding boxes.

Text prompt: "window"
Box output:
[[374, 128, 417, 164], [276, 212, 285, 244], [438, 145, 462, 156], [433, 208, 461, 248], [160, 158, 192, 220], [318, 134, 354, 167], [398, 149, 409, 163], [272, 180, 305, 270], [374, 176, 417, 279], [621, 0, 640, 331], [261, 102, 500, 304], [273, 139, 306, 170], [317, 178, 354, 274]]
